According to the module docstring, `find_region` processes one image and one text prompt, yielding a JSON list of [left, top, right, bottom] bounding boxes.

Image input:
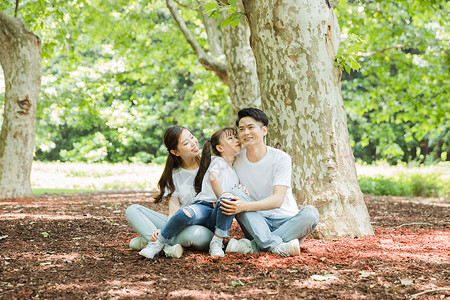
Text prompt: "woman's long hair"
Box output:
[[194, 127, 236, 194], [154, 126, 197, 203]]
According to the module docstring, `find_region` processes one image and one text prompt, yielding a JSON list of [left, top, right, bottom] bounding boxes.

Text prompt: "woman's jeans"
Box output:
[[225, 189, 320, 253], [125, 204, 213, 251]]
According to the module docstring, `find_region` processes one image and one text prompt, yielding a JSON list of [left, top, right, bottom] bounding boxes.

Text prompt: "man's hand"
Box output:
[[220, 196, 245, 215], [150, 229, 161, 242]]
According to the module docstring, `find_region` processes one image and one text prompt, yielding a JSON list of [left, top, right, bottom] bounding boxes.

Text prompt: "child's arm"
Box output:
[[167, 196, 181, 220], [209, 171, 223, 199]]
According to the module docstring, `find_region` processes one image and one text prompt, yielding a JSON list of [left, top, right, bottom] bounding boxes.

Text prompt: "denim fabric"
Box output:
[[158, 201, 216, 244], [125, 204, 213, 251], [223, 190, 320, 252], [214, 186, 249, 237]]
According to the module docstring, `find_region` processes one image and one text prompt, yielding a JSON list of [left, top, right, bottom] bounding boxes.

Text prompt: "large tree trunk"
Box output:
[[243, 0, 374, 239], [222, 0, 261, 119], [0, 12, 42, 199]]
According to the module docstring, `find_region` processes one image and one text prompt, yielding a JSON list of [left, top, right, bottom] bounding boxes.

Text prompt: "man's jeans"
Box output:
[[226, 189, 320, 252]]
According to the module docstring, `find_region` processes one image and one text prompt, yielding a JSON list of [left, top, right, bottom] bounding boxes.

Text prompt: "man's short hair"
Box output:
[[236, 107, 269, 127]]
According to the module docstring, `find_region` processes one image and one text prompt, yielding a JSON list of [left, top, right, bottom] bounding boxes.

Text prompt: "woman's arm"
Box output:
[[209, 171, 223, 199]]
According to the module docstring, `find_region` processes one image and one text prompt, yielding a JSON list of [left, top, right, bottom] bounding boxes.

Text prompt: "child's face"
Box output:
[[219, 132, 241, 156]]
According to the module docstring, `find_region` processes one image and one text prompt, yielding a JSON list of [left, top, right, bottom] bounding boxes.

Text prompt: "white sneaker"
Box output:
[[129, 236, 148, 250], [163, 244, 183, 259], [209, 239, 225, 257], [270, 239, 300, 257], [139, 240, 164, 259], [225, 238, 253, 254]]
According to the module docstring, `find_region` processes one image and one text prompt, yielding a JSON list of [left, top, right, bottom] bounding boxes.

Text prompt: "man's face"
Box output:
[[237, 116, 267, 148]]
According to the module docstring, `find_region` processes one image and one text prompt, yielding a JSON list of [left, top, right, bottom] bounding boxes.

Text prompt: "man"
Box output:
[[220, 108, 319, 256]]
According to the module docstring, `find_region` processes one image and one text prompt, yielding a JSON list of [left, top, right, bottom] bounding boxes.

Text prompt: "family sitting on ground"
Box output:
[[125, 108, 320, 258]]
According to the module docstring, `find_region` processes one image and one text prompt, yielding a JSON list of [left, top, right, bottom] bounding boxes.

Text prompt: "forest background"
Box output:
[[0, 0, 448, 196]]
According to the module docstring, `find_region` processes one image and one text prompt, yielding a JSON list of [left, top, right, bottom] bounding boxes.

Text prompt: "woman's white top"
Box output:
[[194, 156, 239, 203], [171, 167, 198, 207]]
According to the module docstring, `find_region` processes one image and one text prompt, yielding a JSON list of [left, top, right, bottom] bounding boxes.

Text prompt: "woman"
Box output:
[[125, 126, 213, 258]]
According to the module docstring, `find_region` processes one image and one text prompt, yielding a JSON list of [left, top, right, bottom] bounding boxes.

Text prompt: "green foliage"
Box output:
[[202, 0, 242, 27], [358, 173, 448, 197], [338, 0, 449, 164], [335, 34, 366, 73], [0, 0, 229, 163], [1, 0, 447, 166]]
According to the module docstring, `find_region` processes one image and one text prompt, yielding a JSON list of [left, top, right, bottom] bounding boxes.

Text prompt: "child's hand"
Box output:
[[150, 229, 161, 242]]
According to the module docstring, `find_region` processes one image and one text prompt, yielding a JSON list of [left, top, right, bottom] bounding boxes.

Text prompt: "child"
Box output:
[[139, 127, 243, 258]]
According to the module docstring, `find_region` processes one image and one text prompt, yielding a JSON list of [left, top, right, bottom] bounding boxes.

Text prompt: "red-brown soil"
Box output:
[[0, 193, 449, 299]]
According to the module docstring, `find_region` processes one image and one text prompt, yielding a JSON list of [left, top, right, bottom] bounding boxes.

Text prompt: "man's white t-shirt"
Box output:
[[194, 157, 239, 203], [171, 167, 198, 207], [233, 146, 299, 218]]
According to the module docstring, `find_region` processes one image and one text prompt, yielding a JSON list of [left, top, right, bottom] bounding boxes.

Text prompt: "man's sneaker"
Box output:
[[225, 238, 253, 254], [209, 239, 225, 257], [139, 240, 164, 259], [270, 239, 300, 257], [163, 244, 183, 259], [129, 236, 148, 250]]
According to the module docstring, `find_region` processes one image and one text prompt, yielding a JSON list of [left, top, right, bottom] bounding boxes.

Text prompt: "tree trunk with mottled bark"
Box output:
[[222, 0, 261, 119], [243, 0, 373, 239], [0, 12, 42, 199]]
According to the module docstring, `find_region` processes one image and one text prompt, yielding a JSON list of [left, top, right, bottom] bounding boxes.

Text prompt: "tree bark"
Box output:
[[0, 12, 42, 199], [222, 0, 261, 119], [243, 0, 374, 239]]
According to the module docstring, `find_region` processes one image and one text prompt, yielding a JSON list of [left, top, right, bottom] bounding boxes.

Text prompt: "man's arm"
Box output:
[[220, 185, 288, 215]]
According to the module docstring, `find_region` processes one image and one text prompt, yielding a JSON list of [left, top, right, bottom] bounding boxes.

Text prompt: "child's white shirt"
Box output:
[[194, 156, 239, 203]]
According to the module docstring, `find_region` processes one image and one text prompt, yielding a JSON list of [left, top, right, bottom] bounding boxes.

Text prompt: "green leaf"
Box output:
[[42, 232, 50, 238], [0, 235, 8, 240], [231, 280, 245, 287], [228, 0, 237, 9]]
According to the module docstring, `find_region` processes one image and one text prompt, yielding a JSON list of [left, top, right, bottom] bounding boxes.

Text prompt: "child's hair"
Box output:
[[154, 126, 199, 203], [194, 127, 236, 194], [235, 107, 269, 127]]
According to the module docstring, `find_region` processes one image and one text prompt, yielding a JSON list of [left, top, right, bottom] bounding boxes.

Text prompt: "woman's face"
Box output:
[[170, 129, 199, 159]]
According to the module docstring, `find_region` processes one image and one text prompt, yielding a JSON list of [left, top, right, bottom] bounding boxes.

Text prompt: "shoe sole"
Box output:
[[164, 244, 183, 258], [225, 239, 237, 253]]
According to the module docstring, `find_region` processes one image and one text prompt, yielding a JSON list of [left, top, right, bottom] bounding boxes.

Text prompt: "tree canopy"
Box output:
[[0, 0, 448, 164]]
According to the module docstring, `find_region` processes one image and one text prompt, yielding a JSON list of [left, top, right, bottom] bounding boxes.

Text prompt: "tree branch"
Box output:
[[15, 0, 20, 17], [357, 43, 418, 57], [166, 0, 228, 85], [173, 0, 196, 10]]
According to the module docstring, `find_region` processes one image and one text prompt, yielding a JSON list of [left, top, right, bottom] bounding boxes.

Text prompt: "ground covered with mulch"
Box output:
[[0, 193, 449, 299]]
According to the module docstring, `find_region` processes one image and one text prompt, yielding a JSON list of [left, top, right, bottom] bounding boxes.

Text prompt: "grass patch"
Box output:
[[358, 173, 449, 198], [33, 188, 97, 195]]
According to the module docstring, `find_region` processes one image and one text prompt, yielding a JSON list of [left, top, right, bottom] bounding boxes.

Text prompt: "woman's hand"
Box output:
[[150, 229, 161, 242], [220, 196, 245, 215]]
